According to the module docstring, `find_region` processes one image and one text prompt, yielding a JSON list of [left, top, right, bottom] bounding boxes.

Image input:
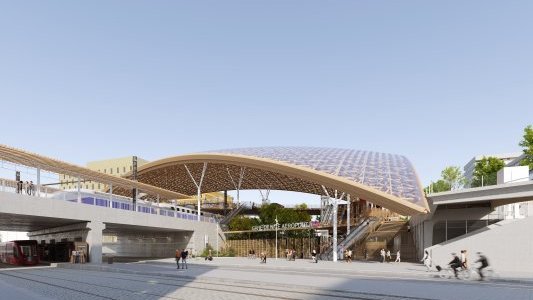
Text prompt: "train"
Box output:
[[0, 240, 40, 266]]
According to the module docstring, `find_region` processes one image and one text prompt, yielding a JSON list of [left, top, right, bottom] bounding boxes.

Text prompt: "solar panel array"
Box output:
[[207, 147, 425, 207]]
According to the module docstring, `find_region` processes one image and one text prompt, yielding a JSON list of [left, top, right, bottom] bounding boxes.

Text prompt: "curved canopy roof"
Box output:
[[134, 147, 428, 215]]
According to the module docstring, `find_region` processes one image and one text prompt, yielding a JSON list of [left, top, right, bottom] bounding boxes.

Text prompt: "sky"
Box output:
[[0, 1, 532, 205]]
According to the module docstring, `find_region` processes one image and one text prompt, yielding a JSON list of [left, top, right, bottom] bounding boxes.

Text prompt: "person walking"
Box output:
[[386, 250, 391, 262], [475, 252, 489, 280], [25, 181, 30, 195], [175, 248, 182, 269], [311, 249, 317, 263], [395, 250, 401, 263], [347, 249, 353, 263], [421, 250, 432, 271], [380, 249, 386, 263], [205, 249, 213, 261], [16, 180, 22, 194], [461, 250, 468, 269], [29, 181, 35, 196], [181, 249, 188, 269]]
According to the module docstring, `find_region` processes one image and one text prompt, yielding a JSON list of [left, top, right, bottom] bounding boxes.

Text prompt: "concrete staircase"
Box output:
[[355, 220, 416, 261]]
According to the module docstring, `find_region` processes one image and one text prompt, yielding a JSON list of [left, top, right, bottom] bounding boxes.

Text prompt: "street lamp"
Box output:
[[275, 216, 279, 260]]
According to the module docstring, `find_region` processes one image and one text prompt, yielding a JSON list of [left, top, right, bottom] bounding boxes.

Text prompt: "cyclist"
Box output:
[[475, 252, 489, 280], [448, 253, 462, 278]]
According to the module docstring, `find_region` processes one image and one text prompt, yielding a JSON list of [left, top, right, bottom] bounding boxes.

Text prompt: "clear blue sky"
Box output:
[[0, 1, 532, 204]]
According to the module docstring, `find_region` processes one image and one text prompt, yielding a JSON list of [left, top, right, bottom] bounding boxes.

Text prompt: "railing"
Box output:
[[220, 201, 251, 225], [321, 217, 376, 260], [0, 180, 218, 224]]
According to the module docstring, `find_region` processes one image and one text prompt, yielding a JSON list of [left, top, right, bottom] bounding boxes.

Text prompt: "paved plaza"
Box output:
[[1, 257, 533, 300]]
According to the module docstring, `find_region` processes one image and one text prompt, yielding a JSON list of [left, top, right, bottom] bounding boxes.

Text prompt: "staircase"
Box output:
[[219, 202, 249, 229], [356, 220, 416, 261]]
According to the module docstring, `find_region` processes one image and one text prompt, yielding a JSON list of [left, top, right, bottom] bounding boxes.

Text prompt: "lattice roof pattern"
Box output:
[[205, 147, 425, 208]]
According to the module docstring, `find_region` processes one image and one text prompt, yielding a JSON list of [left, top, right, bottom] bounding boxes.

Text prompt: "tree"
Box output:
[[259, 203, 310, 225], [228, 216, 259, 231], [425, 180, 451, 193], [441, 166, 466, 191], [471, 157, 505, 187], [519, 124, 533, 170]]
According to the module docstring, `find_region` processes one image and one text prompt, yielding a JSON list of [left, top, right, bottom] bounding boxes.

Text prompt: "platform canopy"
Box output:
[[0, 144, 186, 200], [131, 147, 429, 215]]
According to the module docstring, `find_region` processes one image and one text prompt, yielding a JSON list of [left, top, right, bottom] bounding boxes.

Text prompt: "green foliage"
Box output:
[[441, 166, 466, 190], [425, 179, 451, 193], [201, 244, 236, 257], [259, 203, 311, 225], [200, 244, 214, 257], [471, 157, 505, 187], [228, 216, 259, 231], [294, 203, 308, 209], [519, 125, 533, 170]]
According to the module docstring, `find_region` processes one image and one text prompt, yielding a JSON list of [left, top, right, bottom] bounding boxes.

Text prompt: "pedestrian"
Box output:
[[347, 249, 353, 263], [181, 249, 188, 269], [461, 250, 468, 269], [386, 250, 391, 262], [16, 180, 22, 193], [421, 250, 432, 271], [395, 250, 401, 263], [311, 249, 317, 263], [29, 181, 35, 196], [260, 251, 267, 263], [25, 181, 30, 194], [205, 249, 213, 261], [380, 249, 385, 263], [175, 248, 181, 269], [475, 252, 489, 280]]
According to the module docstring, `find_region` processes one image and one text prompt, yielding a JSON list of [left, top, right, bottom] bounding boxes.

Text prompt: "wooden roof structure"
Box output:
[[0, 144, 186, 200], [129, 148, 429, 215]]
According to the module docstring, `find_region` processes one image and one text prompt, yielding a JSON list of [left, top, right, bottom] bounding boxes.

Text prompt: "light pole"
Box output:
[[215, 221, 219, 257], [275, 216, 279, 260]]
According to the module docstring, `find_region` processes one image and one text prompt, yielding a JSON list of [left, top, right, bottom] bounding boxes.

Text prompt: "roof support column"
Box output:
[[259, 189, 270, 205], [227, 166, 245, 205], [185, 163, 208, 221], [347, 194, 351, 235], [332, 190, 338, 262], [77, 177, 81, 203], [36, 167, 41, 197], [108, 183, 113, 208], [321, 186, 344, 262]]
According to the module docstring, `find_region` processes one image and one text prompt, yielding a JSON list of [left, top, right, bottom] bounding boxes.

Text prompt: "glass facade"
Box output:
[[207, 147, 425, 208]]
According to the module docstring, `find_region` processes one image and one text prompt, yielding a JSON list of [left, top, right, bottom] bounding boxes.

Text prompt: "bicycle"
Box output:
[[438, 267, 471, 280]]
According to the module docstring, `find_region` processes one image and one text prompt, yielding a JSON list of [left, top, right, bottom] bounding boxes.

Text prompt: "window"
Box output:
[[104, 169, 107, 174], [117, 167, 119, 174], [92, 184, 94, 189], [110, 168, 113, 174], [98, 184, 101, 189], [123, 166, 126, 173], [130, 166, 132, 171]]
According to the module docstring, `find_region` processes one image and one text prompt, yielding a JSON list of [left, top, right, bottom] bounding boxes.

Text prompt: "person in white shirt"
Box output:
[[421, 250, 432, 271], [395, 250, 401, 263]]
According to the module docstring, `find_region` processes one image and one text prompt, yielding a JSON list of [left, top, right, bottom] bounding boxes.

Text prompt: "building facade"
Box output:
[[60, 156, 149, 191], [463, 152, 522, 187]]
